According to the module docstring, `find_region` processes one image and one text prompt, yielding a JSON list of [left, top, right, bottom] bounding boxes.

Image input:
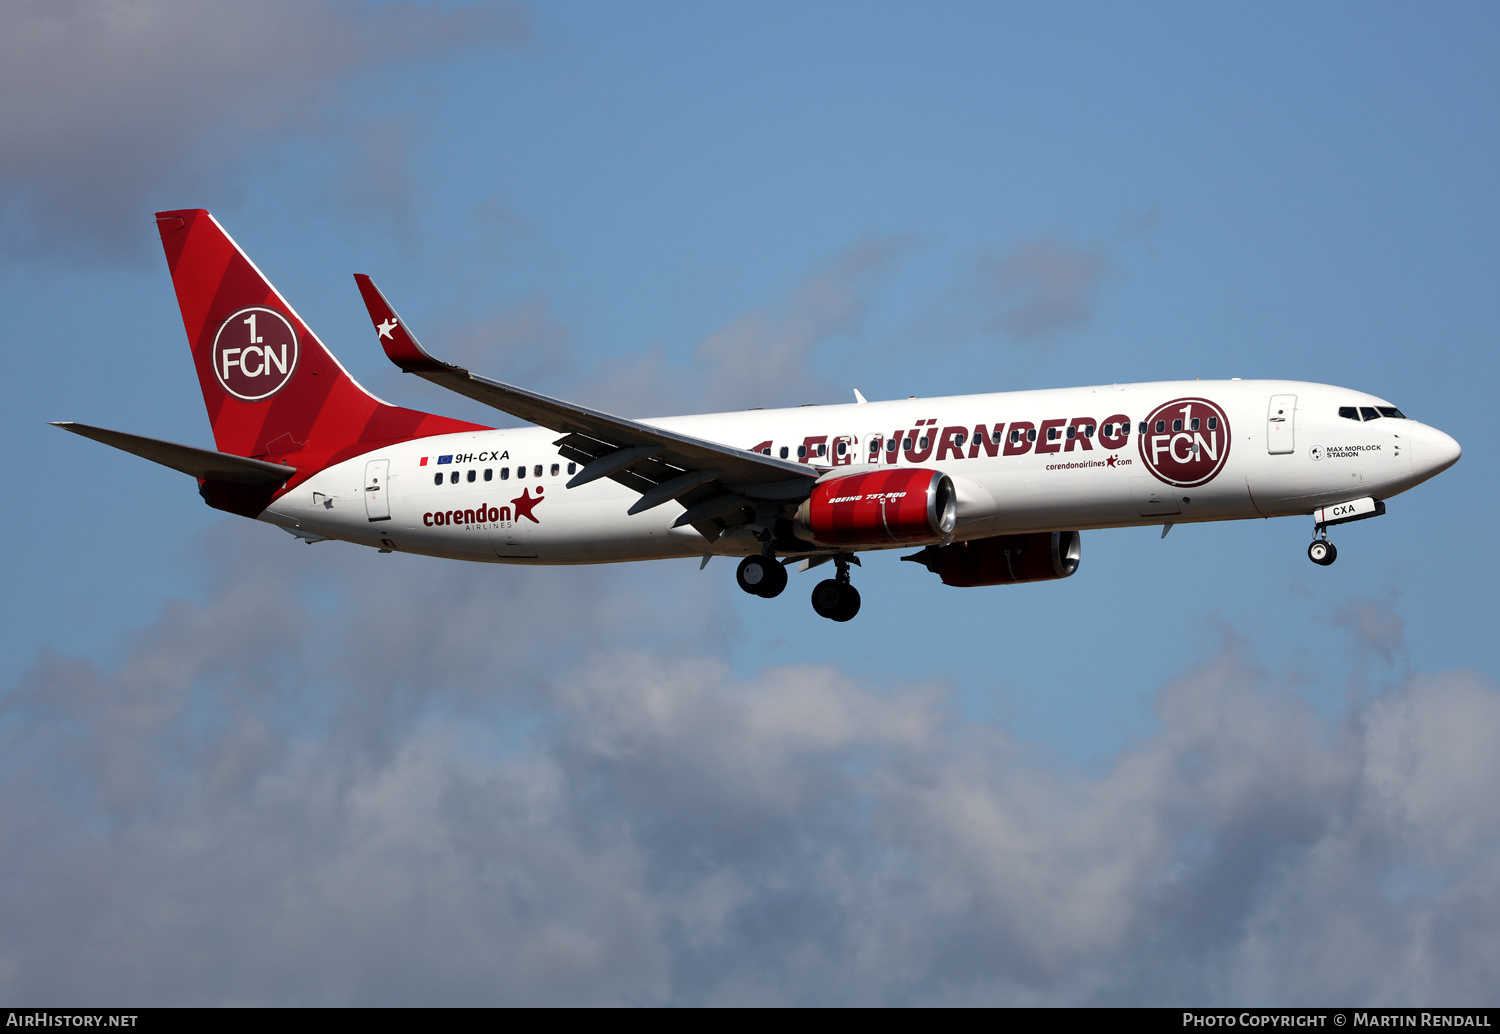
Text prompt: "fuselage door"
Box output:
[[364, 459, 391, 521], [1267, 395, 1297, 454]]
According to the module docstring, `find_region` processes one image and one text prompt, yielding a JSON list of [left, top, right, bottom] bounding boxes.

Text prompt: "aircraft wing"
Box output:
[[52, 422, 296, 485], [354, 275, 816, 532]]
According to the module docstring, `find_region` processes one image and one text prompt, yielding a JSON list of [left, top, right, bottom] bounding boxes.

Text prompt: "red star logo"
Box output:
[[511, 486, 544, 523], [1106, 455, 1117, 467]]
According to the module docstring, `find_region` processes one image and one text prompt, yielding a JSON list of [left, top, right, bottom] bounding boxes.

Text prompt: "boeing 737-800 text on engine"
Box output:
[[56, 210, 1462, 621]]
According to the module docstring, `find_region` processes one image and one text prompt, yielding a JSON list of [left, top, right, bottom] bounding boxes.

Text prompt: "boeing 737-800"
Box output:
[[56, 210, 1462, 621]]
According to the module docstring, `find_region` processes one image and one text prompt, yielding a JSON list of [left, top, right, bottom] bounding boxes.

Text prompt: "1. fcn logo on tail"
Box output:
[[212, 306, 299, 401]]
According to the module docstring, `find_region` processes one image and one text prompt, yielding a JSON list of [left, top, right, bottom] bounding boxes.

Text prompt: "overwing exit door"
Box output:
[[364, 459, 390, 521]]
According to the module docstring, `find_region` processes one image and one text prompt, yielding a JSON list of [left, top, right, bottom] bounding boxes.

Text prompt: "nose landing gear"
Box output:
[[1308, 535, 1337, 566], [811, 555, 861, 622]]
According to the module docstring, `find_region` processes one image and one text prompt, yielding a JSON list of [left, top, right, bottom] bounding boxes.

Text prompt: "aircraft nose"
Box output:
[[1410, 422, 1462, 479]]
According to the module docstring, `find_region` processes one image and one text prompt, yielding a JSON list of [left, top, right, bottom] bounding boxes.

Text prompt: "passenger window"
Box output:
[[1154, 420, 1166, 434], [918, 436, 929, 449], [955, 432, 967, 446], [500, 467, 510, 480], [1027, 428, 1037, 442], [1084, 424, 1095, 438], [1190, 417, 1200, 431], [516, 466, 524, 479], [869, 439, 881, 457], [780, 446, 789, 459], [568, 462, 577, 474], [887, 438, 899, 453], [1009, 429, 1020, 444], [484, 468, 493, 481], [992, 431, 1003, 444], [534, 464, 543, 477], [1138, 422, 1147, 435], [817, 443, 826, 457], [1102, 423, 1113, 437], [798, 445, 807, 458], [433, 473, 442, 486], [1377, 407, 1406, 419], [467, 469, 476, 483], [1360, 407, 1380, 421], [450, 471, 459, 484], [762, 448, 771, 455], [836, 441, 846, 456], [1207, 417, 1218, 431], [551, 463, 560, 476], [1065, 426, 1076, 440], [1172, 419, 1183, 432]]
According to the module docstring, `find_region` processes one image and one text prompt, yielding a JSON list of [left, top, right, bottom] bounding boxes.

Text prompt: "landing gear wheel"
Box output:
[[811, 579, 861, 622], [835, 583, 861, 621], [1307, 540, 1337, 566], [737, 555, 787, 597]]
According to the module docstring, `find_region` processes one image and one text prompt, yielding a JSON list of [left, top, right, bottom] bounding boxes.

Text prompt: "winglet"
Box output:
[[853, 389, 868, 404], [353, 274, 457, 375]]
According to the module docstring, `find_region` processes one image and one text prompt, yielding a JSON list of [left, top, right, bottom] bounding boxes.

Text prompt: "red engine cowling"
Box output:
[[902, 531, 1081, 587], [795, 468, 957, 547]]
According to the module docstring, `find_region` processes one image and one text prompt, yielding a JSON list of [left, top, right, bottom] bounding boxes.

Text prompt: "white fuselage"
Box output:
[[263, 380, 1460, 564]]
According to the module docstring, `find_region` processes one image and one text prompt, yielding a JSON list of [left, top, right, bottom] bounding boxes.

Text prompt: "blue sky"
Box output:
[[1, 1, 1497, 1005]]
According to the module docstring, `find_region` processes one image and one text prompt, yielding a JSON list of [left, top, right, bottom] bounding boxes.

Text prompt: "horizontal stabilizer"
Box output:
[[51, 422, 296, 485]]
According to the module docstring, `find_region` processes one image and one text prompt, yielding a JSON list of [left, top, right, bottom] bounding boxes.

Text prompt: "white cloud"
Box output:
[[978, 237, 1107, 343], [1, 526, 1496, 1004], [0, 0, 526, 261], [687, 235, 916, 411], [898, 235, 1109, 360], [1364, 671, 1500, 858], [413, 234, 916, 420]]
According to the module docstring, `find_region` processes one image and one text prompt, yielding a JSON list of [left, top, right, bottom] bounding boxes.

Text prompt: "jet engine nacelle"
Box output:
[[795, 468, 957, 547], [902, 530, 1082, 587]]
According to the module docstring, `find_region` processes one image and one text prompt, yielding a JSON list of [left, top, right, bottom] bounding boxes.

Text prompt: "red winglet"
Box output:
[[353, 274, 455, 375]]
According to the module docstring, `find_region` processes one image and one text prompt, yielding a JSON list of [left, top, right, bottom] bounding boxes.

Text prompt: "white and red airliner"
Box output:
[[57, 210, 1462, 621]]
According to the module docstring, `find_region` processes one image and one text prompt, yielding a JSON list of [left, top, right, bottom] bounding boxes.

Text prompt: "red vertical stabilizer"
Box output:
[[155, 209, 486, 482]]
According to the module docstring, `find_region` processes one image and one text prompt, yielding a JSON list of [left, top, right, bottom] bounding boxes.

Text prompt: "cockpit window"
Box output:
[[1340, 405, 1408, 421]]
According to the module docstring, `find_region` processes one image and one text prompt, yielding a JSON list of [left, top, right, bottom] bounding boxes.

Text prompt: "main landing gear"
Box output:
[[811, 556, 861, 622], [1308, 533, 1337, 566], [736, 554, 788, 598], [735, 551, 861, 621]]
